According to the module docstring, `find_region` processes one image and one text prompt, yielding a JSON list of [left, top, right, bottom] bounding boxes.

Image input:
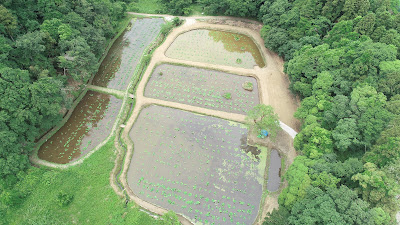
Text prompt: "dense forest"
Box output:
[[0, 0, 129, 213], [1, 0, 400, 224]]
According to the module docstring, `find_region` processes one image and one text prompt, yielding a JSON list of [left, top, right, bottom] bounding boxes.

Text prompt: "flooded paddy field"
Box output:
[[144, 64, 260, 114], [127, 105, 267, 225], [166, 29, 265, 69], [38, 91, 122, 164], [92, 18, 164, 90]]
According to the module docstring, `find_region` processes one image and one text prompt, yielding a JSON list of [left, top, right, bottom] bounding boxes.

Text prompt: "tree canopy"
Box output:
[[245, 104, 281, 139]]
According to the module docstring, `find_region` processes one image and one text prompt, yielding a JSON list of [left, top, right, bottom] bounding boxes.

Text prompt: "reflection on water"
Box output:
[[166, 29, 265, 68], [92, 18, 164, 90], [267, 150, 281, 192], [38, 91, 122, 164]]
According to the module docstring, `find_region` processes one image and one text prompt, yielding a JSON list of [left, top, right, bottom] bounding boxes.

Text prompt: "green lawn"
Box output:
[[128, 0, 206, 16], [4, 139, 162, 225], [129, 0, 163, 14]]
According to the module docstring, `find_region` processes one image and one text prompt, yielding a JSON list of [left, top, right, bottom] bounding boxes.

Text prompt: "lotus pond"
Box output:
[[166, 29, 265, 69], [92, 18, 164, 90], [38, 91, 122, 164], [127, 105, 267, 225], [144, 64, 260, 115]]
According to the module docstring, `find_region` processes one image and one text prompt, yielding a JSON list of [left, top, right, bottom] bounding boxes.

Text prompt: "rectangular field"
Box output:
[[92, 18, 164, 90], [127, 105, 266, 225], [144, 64, 260, 115], [166, 29, 265, 69], [38, 91, 122, 164]]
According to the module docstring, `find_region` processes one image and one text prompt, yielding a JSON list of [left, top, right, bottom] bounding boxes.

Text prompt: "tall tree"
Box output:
[[245, 104, 281, 139]]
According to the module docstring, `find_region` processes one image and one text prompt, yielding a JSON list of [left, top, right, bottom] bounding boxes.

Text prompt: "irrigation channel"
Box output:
[[31, 13, 300, 225]]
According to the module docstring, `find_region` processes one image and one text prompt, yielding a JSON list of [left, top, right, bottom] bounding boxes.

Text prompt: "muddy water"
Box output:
[[145, 64, 260, 115], [38, 91, 122, 164], [92, 18, 164, 90], [166, 29, 265, 68], [127, 105, 265, 225], [267, 150, 281, 192]]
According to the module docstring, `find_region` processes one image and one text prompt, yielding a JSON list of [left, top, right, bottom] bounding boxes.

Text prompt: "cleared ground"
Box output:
[[127, 105, 266, 225]]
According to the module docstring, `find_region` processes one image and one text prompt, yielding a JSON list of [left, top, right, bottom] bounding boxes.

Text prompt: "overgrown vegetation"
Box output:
[[245, 104, 281, 140], [1, 139, 179, 224]]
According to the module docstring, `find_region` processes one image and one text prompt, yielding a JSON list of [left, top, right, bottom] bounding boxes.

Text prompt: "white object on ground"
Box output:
[[279, 121, 297, 139]]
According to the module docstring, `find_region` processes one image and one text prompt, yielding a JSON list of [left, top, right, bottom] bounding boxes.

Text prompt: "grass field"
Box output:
[[4, 140, 164, 225], [128, 0, 163, 14]]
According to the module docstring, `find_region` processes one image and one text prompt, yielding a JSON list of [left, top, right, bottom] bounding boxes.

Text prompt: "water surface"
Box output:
[[92, 18, 164, 90], [166, 29, 265, 68], [266, 150, 281, 192], [38, 91, 122, 164], [127, 105, 265, 225]]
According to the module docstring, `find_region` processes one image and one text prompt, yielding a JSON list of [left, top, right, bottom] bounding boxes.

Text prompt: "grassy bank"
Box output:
[[4, 140, 160, 225], [3, 138, 157, 224]]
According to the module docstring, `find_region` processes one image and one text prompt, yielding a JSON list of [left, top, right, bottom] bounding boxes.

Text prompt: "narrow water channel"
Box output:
[[267, 149, 281, 192]]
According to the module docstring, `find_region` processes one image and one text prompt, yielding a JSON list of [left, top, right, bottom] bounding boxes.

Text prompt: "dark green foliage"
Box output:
[[245, 104, 281, 139], [294, 121, 333, 159], [262, 207, 290, 225], [289, 186, 375, 225], [200, 0, 262, 18], [0, 67, 63, 178], [161, 0, 193, 15], [278, 156, 312, 207], [222, 92, 232, 100], [56, 191, 73, 207], [352, 163, 399, 212], [255, 0, 400, 223]]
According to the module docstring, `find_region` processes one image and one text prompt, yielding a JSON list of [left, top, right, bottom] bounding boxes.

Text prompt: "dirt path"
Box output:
[[119, 16, 300, 225]]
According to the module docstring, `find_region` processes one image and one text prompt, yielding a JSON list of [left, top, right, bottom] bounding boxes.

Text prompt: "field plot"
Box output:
[[166, 29, 265, 69], [127, 105, 266, 225], [144, 64, 260, 114], [92, 18, 164, 90], [38, 91, 122, 164]]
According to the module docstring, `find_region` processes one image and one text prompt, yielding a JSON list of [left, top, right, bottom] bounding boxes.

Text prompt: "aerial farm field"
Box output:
[[165, 29, 265, 69], [38, 91, 122, 164], [92, 18, 164, 90], [36, 18, 164, 165], [32, 14, 297, 225], [144, 64, 260, 114], [127, 105, 267, 225], [119, 19, 296, 225]]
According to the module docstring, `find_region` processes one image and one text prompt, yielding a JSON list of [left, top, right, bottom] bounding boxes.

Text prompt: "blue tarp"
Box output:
[[261, 130, 269, 137]]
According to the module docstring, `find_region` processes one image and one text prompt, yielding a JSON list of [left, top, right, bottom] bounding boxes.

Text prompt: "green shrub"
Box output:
[[223, 93, 232, 100], [56, 191, 73, 207], [242, 82, 254, 91]]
